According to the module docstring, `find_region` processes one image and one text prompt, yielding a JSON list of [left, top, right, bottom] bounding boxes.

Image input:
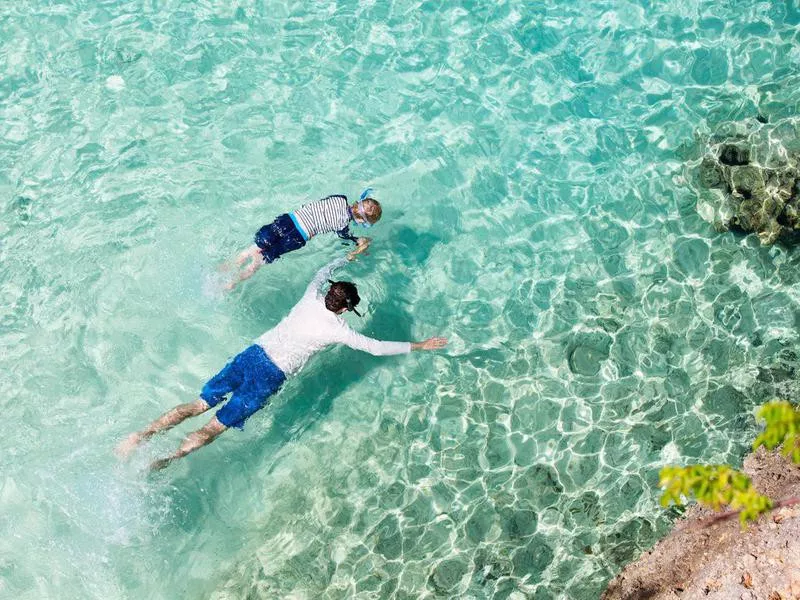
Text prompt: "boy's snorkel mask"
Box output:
[[355, 188, 373, 229]]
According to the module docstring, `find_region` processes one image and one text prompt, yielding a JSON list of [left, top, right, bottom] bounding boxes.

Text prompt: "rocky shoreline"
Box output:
[[602, 449, 800, 600]]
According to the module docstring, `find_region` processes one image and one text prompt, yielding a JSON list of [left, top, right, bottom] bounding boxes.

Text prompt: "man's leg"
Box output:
[[115, 399, 210, 458], [150, 416, 227, 471]]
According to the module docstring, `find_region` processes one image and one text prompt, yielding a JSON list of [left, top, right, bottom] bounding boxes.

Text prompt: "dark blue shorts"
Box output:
[[254, 214, 306, 263], [200, 345, 286, 429]]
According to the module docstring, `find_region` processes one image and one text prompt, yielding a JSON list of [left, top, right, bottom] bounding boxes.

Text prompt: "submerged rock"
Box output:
[[698, 157, 725, 189], [718, 143, 750, 166], [429, 558, 468, 594], [729, 164, 764, 198], [692, 119, 800, 245]]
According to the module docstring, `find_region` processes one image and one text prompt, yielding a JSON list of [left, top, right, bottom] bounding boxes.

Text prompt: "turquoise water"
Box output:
[[3, 1, 800, 598]]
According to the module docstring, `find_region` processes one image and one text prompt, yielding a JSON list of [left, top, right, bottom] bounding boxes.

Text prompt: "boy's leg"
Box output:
[[150, 416, 227, 471], [220, 245, 258, 273], [226, 246, 265, 290], [236, 245, 261, 266], [115, 399, 210, 458], [227, 216, 306, 290]]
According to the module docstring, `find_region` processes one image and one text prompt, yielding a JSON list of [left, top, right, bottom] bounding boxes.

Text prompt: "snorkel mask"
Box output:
[[355, 188, 373, 229]]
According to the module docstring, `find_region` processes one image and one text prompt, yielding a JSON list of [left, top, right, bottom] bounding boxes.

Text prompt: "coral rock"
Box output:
[[719, 143, 751, 166], [692, 120, 800, 245]]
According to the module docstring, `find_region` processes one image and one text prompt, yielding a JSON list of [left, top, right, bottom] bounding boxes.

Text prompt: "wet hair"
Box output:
[[325, 280, 361, 314], [360, 198, 382, 224]]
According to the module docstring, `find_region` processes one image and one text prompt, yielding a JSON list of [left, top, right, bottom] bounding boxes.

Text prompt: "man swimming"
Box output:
[[117, 253, 447, 470]]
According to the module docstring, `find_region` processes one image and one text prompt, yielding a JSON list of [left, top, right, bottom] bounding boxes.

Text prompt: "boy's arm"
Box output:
[[347, 237, 371, 260], [336, 225, 360, 245], [337, 225, 371, 259]]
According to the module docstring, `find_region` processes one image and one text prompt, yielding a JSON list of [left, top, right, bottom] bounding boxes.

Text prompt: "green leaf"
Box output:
[[657, 464, 772, 525]]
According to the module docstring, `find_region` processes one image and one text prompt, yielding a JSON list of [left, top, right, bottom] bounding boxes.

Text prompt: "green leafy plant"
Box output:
[[658, 465, 772, 525], [752, 400, 800, 463], [658, 400, 800, 526]]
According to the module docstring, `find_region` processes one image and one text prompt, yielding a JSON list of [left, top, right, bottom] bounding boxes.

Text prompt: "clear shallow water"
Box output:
[[2, 0, 800, 598]]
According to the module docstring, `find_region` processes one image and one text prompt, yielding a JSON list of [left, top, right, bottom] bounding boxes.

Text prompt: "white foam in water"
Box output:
[[201, 269, 229, 300], [105, 75, 125, 91], [659, 441, 680, 465], [78, 466, 147, 545]]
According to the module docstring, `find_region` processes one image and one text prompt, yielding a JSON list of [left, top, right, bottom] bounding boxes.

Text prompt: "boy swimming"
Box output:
[[226, 190, 381, 290]]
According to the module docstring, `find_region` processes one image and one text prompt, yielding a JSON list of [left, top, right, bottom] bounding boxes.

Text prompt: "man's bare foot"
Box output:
[[115, 433, 142, 459]]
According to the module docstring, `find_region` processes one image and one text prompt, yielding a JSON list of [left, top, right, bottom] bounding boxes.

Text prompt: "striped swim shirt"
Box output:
[[290, 195, 351, 239]]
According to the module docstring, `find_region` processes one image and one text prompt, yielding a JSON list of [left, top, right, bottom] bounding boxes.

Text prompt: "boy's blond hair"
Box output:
[[361, 198, 382, 224]]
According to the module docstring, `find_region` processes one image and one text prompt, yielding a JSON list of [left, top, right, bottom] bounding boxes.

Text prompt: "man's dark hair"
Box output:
[[325, 280, 361, 315]]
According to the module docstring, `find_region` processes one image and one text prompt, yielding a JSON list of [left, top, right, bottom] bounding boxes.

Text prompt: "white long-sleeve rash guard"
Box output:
[[256, 258, 411, 376]]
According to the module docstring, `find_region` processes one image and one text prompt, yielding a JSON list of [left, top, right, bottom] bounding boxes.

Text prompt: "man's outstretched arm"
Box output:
[[340, 330, 447, 356]]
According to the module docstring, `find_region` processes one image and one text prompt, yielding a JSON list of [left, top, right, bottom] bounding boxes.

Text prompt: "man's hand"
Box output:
[[411, 337, 448, 351], [347, 237, 372, 261]]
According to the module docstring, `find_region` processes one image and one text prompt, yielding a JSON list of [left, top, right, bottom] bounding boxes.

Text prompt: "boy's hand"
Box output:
[[347, 237, 372, 261], [411, 337, 448, 351]]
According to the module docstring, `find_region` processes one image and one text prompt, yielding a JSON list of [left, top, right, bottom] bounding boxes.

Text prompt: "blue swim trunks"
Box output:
[[254, 213, 307, 263], [200, 345, 286, 429]]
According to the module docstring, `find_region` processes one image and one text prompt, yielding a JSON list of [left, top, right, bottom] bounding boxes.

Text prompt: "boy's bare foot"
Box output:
[[115, 433, 142, 459]]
